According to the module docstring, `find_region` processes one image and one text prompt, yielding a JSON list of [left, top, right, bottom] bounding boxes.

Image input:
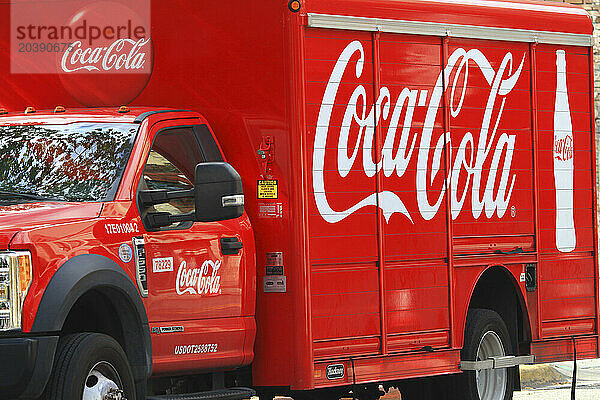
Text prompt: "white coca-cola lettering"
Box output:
[[176, 260, 222, 296], [61, 38, 150, 73], [313, 41, 524, 224]]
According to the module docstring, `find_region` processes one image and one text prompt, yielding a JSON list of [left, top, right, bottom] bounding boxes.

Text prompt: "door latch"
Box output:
[[257, 136, 274, 177], [525, 263, 537, 292]]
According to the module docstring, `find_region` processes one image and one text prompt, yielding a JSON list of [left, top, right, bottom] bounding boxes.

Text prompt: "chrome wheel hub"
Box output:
[[82, 361, 126, 400], [475, 331, 507, 400]]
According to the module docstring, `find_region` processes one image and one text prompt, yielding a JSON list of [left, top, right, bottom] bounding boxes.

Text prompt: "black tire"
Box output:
[[44, 332, 136, 400], [458, 309, 514, 400]]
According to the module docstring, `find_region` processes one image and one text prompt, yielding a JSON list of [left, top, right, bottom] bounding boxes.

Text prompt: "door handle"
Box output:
[[494, 247, 524, 255], [220, 237, 243, 255]]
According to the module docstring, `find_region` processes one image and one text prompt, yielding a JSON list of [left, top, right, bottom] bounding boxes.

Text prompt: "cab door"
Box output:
[[136, 120, 247, 373]]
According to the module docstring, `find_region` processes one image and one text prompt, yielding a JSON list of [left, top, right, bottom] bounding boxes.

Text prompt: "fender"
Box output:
[[461, 265, 532, 350], [31, 254, 152, 396]]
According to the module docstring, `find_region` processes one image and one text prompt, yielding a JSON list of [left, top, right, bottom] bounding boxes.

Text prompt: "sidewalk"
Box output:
[[520, 359, 600, 389]]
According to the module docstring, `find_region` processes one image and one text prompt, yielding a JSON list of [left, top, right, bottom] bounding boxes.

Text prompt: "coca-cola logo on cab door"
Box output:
[[176, 260, 222, 296]]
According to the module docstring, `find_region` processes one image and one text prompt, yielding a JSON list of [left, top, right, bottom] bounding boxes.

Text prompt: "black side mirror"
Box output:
[[194, 162, 244, 222], [138, 162, 244, 230]]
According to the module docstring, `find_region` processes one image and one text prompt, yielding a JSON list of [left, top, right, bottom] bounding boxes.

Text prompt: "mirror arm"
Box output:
[[139, 189, 195, 208], [145, 211, 195, 229]]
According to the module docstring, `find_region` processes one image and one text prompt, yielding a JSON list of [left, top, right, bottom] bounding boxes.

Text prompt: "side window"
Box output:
[[141, 127, 204, 215]]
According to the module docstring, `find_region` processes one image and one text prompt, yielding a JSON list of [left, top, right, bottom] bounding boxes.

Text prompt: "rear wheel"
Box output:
[[44, 332, 136, 400], [459, 309, 514, 400]]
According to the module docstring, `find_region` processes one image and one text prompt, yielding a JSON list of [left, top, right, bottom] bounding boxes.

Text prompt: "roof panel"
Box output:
[[304, 0, 593, 36]]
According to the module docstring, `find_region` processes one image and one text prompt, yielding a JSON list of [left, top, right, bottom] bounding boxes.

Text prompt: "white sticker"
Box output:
[[266, 252, 283, 266], [119, 243, 133, 263], [520, 273, 526, 283], [264, 276, 286, 293], [258, 202, 283, 218], [153, 257, 174, 273]]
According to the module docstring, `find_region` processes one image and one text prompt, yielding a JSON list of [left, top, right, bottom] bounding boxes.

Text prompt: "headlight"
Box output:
[[0, 251, 32, 330]]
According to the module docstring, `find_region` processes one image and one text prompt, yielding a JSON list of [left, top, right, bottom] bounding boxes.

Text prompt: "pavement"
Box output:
[[519, 359, 600, 389], [514, 388, 600, 399], [515, 359, 600, 399]]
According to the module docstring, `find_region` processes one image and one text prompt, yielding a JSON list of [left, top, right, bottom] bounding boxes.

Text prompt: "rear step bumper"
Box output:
[[147, 387, 256, 400], [461, 355, 535, 371]]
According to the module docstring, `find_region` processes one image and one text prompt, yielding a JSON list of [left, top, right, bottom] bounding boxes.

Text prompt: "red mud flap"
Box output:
[[147, 387, 256, 400]]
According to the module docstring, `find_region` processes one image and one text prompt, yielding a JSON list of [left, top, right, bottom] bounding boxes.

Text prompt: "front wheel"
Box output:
[[44, 332, 136, 400], [459, 309, 514, 400]]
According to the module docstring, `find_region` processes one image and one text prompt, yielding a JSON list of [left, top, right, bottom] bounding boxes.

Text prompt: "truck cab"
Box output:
[[0, 107, 255, 400]]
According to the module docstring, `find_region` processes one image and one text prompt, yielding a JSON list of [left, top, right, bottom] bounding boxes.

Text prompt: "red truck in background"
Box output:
[[0, 1, 598, 399]]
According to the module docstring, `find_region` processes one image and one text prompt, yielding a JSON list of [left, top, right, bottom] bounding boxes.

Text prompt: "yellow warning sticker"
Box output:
[[258, 180, 278, 199]]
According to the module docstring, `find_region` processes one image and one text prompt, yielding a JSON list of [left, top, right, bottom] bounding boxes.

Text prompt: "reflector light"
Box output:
[[17, 254, 31, 293], [118, 105, 130, 113], [24, 106, 36, 114], [288, 0, 301, 12], [0, 109, 7, 115], [54, 106, 66, 113]]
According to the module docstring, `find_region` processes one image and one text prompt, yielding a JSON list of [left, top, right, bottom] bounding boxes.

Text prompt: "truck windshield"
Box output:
[[0, 122, 137, 203]]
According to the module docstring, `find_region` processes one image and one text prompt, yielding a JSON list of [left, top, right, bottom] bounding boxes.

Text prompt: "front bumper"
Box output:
[[0, 335, 58, 399]]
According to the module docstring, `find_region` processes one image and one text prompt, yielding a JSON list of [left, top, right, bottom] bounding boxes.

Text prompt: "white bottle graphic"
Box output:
[[553, 50, 576, 253]]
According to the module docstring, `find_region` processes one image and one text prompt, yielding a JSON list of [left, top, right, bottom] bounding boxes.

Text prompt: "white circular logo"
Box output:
[[119, 243, 133, 263]]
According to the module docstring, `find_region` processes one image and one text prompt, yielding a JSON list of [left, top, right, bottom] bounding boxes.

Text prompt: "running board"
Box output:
[[461, 355, 535, 371], [147, 387, 256, 400]]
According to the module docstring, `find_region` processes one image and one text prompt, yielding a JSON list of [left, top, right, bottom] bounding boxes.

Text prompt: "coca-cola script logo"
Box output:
[[176, 260, 222, 296], [61, 38, 150, 73], [314, 41, 524, 224], [57, 1, 153, 106], [11, 0, 152, 106], [554, 135, 574, 161]]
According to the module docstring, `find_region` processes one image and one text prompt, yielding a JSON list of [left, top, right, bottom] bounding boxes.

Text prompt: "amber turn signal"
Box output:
[[118, 105, 130, 113], [54, 106, 66, 113], [24, 106, 36, 114], [17, 254, 31, 293], [288, 0, 301, 12]]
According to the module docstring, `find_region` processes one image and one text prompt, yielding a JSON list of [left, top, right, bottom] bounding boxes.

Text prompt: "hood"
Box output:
[[0, 202, 103, 249]]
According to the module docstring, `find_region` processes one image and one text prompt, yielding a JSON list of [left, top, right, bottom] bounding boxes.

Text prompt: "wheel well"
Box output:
[[62, 289, 125, 348], [60, 286, 149, 394], [468, 266, 532, 355]]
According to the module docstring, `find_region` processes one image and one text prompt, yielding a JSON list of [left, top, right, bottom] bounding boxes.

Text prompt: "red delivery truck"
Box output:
[[0, 0, 598, 399]]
